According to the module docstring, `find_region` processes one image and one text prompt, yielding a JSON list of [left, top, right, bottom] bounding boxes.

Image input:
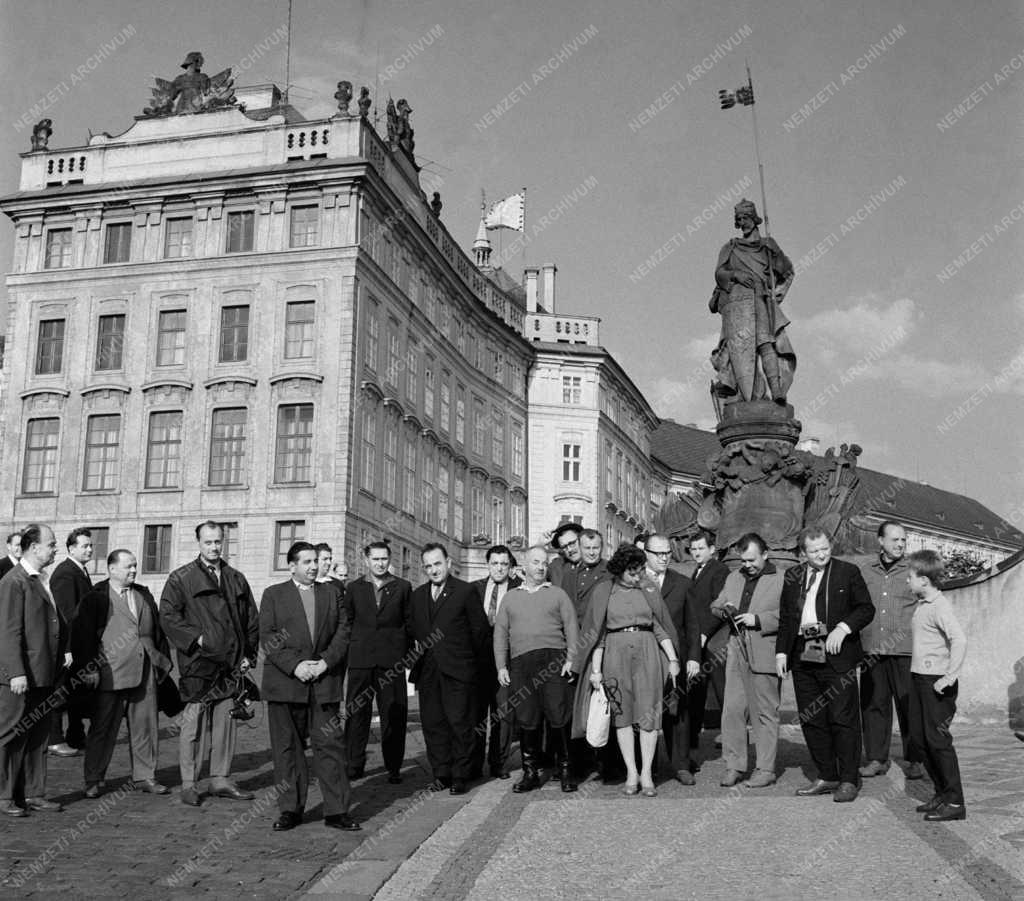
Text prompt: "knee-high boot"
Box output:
[[558, 725, 578, 793], [513, 728, 541, 793]]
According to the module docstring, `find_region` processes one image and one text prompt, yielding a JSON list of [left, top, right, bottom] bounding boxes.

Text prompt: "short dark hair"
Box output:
[[314, 542, 332, 555], [287, 541, 317, 564], [607, 544, 647, 577], [6, 530, 22, 546], [107, 548, 133, 567], [20, 524, 45, 553], [735, 532, 768, 555], [633, 531, 650, 548], [877, 520, 904, 538], [364, 540, 391, 556], [67, 527, 92, 549], [421, 542, 448, 560], [689, 529, 716, 549], [486, 544, 512, 562], [798, 525, 830, 550], [579, 529, 602, 543], [907, 549, 944, 586], [195, 520, 224, 541]]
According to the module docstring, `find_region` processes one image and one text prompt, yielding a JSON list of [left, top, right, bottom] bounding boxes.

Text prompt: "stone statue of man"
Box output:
[[709, 199, 796, 404]]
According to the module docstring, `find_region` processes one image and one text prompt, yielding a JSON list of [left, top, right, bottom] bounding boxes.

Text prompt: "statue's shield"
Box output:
[[720, 287, 757, 401]]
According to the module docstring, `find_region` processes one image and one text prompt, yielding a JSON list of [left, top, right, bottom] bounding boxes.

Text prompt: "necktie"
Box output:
[[486, 583, 499, 626], [431, 584, 441, 610], [208, 564, 219, 584], [123, 588, 137, 620]]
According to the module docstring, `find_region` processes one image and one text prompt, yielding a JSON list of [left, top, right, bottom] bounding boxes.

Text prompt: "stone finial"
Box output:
[[30, 119, 53, 151]]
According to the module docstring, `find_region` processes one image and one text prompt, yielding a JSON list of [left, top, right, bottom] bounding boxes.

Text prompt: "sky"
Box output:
[[1, 0, 1022, 525]]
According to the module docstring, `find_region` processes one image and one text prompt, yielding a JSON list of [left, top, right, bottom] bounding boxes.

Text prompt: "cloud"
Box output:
[[647, 374, 717, 429], [798, 296, 915, 362]]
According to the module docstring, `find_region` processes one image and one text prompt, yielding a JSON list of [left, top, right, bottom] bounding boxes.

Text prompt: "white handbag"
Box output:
[[585, 684, 611, 748]]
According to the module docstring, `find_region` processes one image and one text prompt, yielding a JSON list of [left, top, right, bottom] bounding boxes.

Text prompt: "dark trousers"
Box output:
[[662, 679, 693, 772], [909, 674, 963, 804], [793, 661, 861, 784], [84, 664, 159, 783], [861, 654, 921, 763], [472, 676, 513, 774], [509, 649, 573, 730], [344, 665, 408, 775], [47, 672, 86, 748], [417, 658, 477, 781], [268, 697, 351, 817], [689, 645, 727, 745], [0, 688, 51, 801]]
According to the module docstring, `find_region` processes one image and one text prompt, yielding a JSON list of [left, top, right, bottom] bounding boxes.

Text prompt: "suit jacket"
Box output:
[[0, 556, 17, 578], [574, 561, 609, 622], [343, 574, 413, 669], [685, 559, 731, 655], [409, 577, 489, 684], [50, 557, 93, 625], [260, 580, 351, 705], [70, 580, 173, 690], [472, 575, 522, 679], [655, 569, 699, 663], [0, 563, 63, 689], [710, 568, 784, 674], [776, 558, 875, 673]]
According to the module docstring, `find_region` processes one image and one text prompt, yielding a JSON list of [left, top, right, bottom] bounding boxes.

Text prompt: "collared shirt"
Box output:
[[430, 580, 446, 602], [69, 556, 89, 575], [800, 566, 825, 627], [645, 568, 665, 590], [371, 574, 393, 609], [292, 579, 317, 639], [484, 579, 509, 617], [204, 559, 221, 584], [20, 557, 56, 610], [858, 554, 915, 655], [740, 561, 776, 617], [521, 580, 552, 594]]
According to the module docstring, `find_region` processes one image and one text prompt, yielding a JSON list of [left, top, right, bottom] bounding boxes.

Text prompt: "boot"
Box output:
[[513, 729, 541, 793], [558, 725, 578, 793], [759, 348, 787, 404]]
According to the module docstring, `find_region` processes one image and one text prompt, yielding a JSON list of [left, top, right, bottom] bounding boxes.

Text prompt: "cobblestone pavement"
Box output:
[[2, 708, 1022, 900]]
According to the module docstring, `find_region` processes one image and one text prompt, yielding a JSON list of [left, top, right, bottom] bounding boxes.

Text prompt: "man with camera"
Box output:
[[776, 527, 875, 802], [160, 521, 259, 807]]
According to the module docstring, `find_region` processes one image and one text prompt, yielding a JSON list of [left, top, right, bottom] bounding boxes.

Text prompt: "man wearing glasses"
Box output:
[[545, 523, 584, 601]]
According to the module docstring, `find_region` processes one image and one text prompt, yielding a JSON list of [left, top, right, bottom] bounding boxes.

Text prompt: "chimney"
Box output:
[[798, 437, 820, 454], [542, 264, 557, 313], [524, 268, 539, 312]]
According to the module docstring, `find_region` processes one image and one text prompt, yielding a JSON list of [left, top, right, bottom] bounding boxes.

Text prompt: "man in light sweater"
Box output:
[[907, 549, 968, 822], [494, 545, 579, 793]]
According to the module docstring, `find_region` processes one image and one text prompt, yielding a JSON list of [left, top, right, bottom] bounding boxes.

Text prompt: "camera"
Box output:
[[228, 677, 261, 721], [800, 622, 827, 639]]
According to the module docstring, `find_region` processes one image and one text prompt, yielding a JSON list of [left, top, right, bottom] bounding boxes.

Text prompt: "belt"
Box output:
[[607, 625, 654, 634]]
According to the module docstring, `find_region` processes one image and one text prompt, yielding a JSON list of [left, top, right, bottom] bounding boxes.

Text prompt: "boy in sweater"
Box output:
[[907, 550, 968, 821]]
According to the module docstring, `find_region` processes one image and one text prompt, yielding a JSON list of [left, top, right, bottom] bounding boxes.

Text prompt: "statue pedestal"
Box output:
[[716, 400, 801, 446]]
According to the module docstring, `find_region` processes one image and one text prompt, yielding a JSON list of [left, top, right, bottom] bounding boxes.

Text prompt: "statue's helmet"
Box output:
[[181, 52, 204, 69], [733, 198, 762, 228]]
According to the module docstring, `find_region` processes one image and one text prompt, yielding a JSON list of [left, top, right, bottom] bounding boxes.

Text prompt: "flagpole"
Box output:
[[521, 186, 527, 271], [746, 60, 770, 237]]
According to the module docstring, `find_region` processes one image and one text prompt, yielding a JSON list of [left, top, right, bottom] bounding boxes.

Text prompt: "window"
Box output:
[[491, 497, 505, 543], [145, 411, 183, 489], [219, 305, 249, 363], [493, 351, 504, 384], [492, 409, 504, 467], [438, 459, 450, 534], [289, 205, 319, 248], [274, 521, 305, 570], [83, 414, 121, 491], [511, 496, 525, 539], [35, 318, 65, 375], [143, 525, 172, 573], [472, 398, 486, 456], [562, 443, 581, 482], [103, 222, 132, 264], [385, 325, 400, 385], [219, 522, 238, 562], [455, 319, 465, 356], [275, 403, 313, 483], [422, 447, 436, 527], [423, 283, 435, 321], [471, 485, 486, 537], [606, 523, 615, 548], [440, 380, 451, 433], [453, 473, 465, 542], [95, 314, 125, 371], [406, 341, 419, 403], [402, 433, 417, 515], [284, 301, 314, 359], [605, 442, 614, 497], [439, 301, 450, 338], [209, 408, 247, 486], [156, 310, 186, 366], [226, 210, 255, 253], [361, 405, 376, 492], [424, 358, 435, 419], [22, 418, 59, 494], [615, 452, 623, 498], [455, 392, 466, 444], [45, 228, 72, 269], [366, 306, 380, 371], [86, 527, 109, 575], [382, 414, 398, 504], [164, 217, 193, 258], [512, 421, 524, 478], [562, 375, 582, 404]]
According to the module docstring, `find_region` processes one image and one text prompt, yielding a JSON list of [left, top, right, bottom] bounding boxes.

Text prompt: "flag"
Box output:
[[719, 83, 754, 109], [484, 193, 525, 231]]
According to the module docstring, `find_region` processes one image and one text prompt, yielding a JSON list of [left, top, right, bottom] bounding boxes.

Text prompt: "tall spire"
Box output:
[[473, 192, 492, 269]]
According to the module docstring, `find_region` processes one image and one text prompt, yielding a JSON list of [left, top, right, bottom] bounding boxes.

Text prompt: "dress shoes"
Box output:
[[924, 802, 966, 822], [858, 759, 890, 777], [745, 771, 776, 789], [133, 778, 169, 795], [436, 775, 453, 790], [25, 797, 62, 812], [48, 743, 81, 757], [916, 795, 942, 813], [387, 772, 403, 785], [324, 813, 361, 831], [449, 780, 468, 795], [84, 783, 101, 799], [210, 782, 254, 801], [795, 779, 840, 796], [273, 811, 302, 832], [904, 761, 926, 780], [833, 782, 859, 803], [1, 802, 28, 817], [719, 769, 743, 787], [180, 786, 203, 807], [675, 770, 696, 786], [489, 765, 509, 780]]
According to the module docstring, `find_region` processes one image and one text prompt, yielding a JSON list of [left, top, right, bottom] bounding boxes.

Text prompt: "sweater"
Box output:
[[493, 583, 579, 671], [910, 592, 967, 689]]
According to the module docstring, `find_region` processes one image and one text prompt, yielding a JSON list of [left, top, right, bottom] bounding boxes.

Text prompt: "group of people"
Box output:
[[0, 514, 968, 833]]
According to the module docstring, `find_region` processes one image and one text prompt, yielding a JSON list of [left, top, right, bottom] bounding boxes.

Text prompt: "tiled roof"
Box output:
[[651, 419, 1024, 548]]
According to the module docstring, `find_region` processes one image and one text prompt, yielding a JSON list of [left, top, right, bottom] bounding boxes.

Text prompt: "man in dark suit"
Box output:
[[0, 530, 22, 578], [260, 541, 359, 832], [776, 527, 875, 802], [343, 540, 412, 783], [409, 542, 489, 794], [470, 544, 521, 780], [72, 549, 172, 797], [574, 530, 608, 622], [645, 534, 699, 784], [47, 527, 94, 756], [684, 530, 730, 750], [0, 523, 65, 816]]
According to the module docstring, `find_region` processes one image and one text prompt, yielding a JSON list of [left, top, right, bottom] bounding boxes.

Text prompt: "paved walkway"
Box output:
[[1, 707, 1022, 900]]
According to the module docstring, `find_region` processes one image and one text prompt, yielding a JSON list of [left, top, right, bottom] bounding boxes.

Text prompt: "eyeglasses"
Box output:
[[646, 550, 671, 558], [559, 538, 579, 550]]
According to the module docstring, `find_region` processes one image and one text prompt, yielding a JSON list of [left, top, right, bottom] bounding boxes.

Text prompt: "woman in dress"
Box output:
[[572, 544, 681, 796]]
